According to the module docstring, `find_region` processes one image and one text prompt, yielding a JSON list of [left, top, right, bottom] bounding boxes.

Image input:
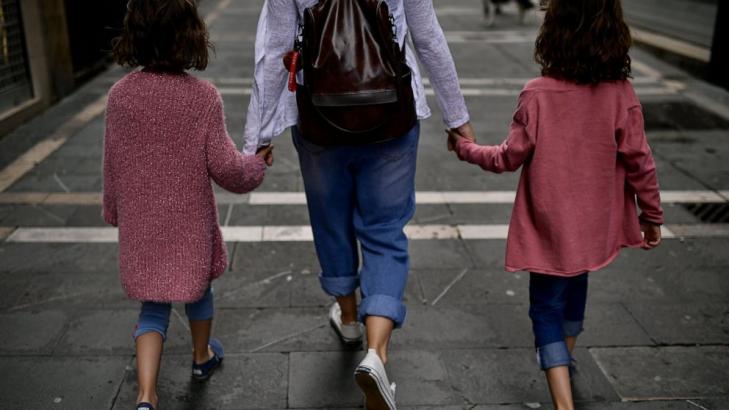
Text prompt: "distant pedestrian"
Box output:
[[448, 0, 664, 408], [245, 0, 472, 408], [482, 0, 535, 26], [103, 1, 273, 409]]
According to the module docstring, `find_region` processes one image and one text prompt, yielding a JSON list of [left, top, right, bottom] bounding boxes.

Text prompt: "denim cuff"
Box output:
[[185, 287, 215, 321], [319, 274, 360, 297], [133, 326, 167, 341], [536, 341, 572, 370], [563, 320, 584, 338], [358, 294, 407, 329]]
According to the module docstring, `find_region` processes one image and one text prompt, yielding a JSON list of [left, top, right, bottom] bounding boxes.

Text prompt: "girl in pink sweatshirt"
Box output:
[[448, 0, 663, 408], [103, 1, 272, 409]]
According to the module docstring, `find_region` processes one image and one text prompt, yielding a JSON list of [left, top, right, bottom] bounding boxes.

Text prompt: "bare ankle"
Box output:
[[137, 391, 158, 406], [337, 294, 358, 324], [376, 348, 388, 365], [193, 346, 213, 365]]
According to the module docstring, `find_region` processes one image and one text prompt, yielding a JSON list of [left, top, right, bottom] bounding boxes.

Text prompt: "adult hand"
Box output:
[[446, 122, 476, 151], [640, 222, 662, 250], [447, 122, 476, 152], [256, 144, 274, 167]]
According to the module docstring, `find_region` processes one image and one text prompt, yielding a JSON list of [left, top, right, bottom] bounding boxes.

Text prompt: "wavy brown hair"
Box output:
[[535, 0, 632, 84], [112, 0, 212, 72]]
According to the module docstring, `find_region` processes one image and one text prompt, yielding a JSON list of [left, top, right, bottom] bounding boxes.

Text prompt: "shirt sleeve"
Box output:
[[243, 0, 299, 154], [455, 92, 536, 173], [403, 0, 470, 129], [207, 90, 267, 194], [617, 105, 664, 225]]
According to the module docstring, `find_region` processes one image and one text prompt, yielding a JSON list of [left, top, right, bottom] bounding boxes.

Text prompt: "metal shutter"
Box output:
[[0, 0, 33, 113]]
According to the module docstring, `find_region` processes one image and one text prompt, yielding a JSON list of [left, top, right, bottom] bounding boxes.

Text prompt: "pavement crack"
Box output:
[[171, 307, 191, 332], [686, 399, 711, 410], [53, 173, 71, 193], [109, 356, 134, 410], [220, 270, 292, 299], [31, 204, 66, 224], [431, 268, 469, 306], [249, 323, 327, 353], [620, 301, 659, 345]]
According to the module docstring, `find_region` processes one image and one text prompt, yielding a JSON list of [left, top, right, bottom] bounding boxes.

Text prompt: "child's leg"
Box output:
[[563, 272, 589, 355], [134, 302, 172, 407], [529, 273, 574, 410], [185, 287, 216, 364]]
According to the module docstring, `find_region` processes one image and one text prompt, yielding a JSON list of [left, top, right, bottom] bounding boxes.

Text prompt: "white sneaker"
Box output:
[[355, 349, 397, 410], [328, 302, 363, 345]]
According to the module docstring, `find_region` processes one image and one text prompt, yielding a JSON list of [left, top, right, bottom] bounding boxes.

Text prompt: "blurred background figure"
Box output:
[[482, 0, 536, 26]]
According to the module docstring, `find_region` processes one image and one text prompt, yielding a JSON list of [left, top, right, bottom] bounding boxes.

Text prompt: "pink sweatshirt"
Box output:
[[456, 77, 664, 276], [103, 71, 266, 303]]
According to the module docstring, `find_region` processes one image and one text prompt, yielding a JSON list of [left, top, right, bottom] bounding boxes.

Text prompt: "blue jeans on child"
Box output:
[[293, 123, 419, 328], [134, 287, 214, 340], [529, 272, 588, 370]]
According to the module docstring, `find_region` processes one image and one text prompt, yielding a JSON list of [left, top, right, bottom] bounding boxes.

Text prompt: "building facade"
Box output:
[[0, 0, 126, 137]]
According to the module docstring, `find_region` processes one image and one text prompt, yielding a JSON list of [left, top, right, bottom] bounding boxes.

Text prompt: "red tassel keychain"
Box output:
[[287, 50, 300, 92]]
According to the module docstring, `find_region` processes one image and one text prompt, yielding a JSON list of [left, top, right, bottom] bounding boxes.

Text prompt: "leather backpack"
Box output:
[[291, 0, 417, 145]]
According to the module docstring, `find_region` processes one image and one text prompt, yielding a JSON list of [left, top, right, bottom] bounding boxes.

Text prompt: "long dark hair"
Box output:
[[535, 0, 632, 84], [112, 0, 212, 72]]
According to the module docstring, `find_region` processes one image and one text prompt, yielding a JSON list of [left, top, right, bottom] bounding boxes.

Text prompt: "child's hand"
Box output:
[[640, 222, 662, 250], [446, 123, 476, 152], [256, 144, 274, 167]]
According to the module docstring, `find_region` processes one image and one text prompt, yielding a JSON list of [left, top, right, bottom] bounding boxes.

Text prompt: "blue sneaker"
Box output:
[[192, 338, 224, 381], [136, 403, 155, 410]]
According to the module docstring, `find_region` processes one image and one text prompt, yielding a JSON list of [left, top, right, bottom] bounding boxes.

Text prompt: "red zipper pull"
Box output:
[[288, 51, 300, 92]]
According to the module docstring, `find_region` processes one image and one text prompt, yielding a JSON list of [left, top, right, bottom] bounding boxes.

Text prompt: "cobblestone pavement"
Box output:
[[0, 0, 728, 409]]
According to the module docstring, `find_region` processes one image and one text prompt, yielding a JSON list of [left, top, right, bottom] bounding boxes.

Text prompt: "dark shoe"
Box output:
[[136, 403, 155, 410], [192, 338, 224, 381]]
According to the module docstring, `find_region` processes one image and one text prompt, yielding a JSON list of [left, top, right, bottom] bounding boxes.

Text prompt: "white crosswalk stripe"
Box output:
[[7, 224, 729, 243]]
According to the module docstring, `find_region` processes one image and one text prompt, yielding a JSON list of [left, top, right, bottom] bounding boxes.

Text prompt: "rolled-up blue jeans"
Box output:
[[529, 272, 588, 370], [134, 287, 215, 340], [293, 123, 419, 328]]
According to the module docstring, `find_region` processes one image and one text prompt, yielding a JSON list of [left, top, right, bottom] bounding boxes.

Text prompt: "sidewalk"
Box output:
[[0, 0, 728, 409]]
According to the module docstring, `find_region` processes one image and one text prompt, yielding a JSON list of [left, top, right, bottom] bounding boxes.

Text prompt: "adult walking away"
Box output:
[[244, 0, 472, 407]]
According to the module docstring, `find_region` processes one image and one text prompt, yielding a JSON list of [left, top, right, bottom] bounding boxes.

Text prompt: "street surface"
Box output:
[[0, 0, 728, 408]]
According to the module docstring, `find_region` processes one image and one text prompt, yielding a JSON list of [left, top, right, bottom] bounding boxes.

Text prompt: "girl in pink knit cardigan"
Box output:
[[103, 2, 272, 409], [448, 0, 663, 409]]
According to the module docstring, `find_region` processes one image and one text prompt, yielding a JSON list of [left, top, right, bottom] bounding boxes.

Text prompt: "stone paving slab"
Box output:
[[52, 309, 191, 356], [288, 350, 458, 408], [441, 347, 619, 405], [0, 356, 130, 409], [590, 265, 729, 304], [0, 204, 80, 226], [0, 310, 68, 355], [113, 353, 288, 410], [410, 239, 476, 270], [231, 242, 320, 273], [3, 271, 129, 311], [624, 302, 729, 345], [0, 243, 118, 274], [590, 346, 729, 400]]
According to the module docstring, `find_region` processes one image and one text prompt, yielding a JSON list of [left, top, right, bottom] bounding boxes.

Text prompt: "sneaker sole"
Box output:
[[329, 318, 363, 346], [355, 368, 395, 410]]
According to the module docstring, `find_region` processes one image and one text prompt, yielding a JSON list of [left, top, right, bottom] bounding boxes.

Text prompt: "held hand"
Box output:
[[445, 129, 471, 161], [446, 122, 476, 153], [454, 122, 476, 142], [640, 222, 662, 250], [256, 144, 275, 167]]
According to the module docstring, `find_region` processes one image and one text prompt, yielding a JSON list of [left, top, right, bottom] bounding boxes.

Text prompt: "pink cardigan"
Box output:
[[456, 77, 664, 276], [103, 71, 266, 303]]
